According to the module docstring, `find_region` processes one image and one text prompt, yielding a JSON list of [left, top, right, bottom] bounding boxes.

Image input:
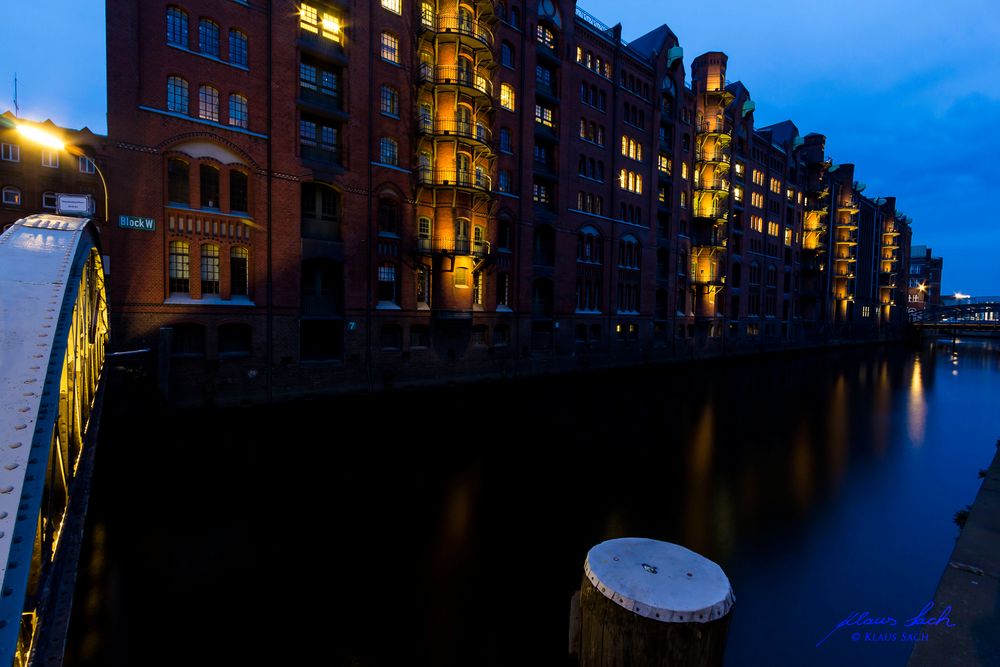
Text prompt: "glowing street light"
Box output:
[[15, 122, 109, 224], [917, 282, 927, 293]]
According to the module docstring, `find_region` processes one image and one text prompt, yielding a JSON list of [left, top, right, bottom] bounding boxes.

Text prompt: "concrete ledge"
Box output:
[[908, 446, 1000, 666]]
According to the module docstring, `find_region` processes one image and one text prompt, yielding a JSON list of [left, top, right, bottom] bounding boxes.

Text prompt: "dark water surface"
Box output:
[[65, 339, 1000, 666]]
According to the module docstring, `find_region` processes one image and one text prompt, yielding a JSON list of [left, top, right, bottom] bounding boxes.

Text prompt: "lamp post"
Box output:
[[15, 123, 109, 224]]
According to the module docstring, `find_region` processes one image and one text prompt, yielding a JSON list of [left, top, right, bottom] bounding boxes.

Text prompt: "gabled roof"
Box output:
[[628, 24, 676, 59]]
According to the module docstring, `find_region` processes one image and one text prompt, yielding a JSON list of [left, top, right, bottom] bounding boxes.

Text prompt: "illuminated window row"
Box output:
[[769, 177, 781, 194], [752, 169, 764, 186], [575, 47, 613, 79], [621, 136, 643, 162], [767, 221, 780, 237], [300, 4, 343, 44], [619, 169, 643, 194], [168, 240, 250, 297], [750, 214, 763, 232]]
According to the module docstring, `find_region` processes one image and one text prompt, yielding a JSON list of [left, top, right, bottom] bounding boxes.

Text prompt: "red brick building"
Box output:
[[0, 112, 106, 232], [104, 1, 911, 402]]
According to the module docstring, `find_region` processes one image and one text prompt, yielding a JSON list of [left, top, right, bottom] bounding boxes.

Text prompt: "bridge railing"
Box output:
[[0, 215, 108, 666], [910, 301, 1000, 324]]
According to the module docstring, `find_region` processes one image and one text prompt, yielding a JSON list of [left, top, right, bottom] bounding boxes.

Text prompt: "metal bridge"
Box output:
[[0, 215, 108, 666], [909, 298, 1000, 333]]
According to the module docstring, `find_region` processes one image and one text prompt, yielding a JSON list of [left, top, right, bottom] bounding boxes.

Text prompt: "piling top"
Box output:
[[584, 538, 734, 623]]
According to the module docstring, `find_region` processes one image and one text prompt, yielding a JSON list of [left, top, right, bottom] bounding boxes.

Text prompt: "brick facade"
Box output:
[[104, 1, 912, 403]]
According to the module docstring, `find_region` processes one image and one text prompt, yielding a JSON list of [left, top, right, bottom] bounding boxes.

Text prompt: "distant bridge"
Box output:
[[909, 298, 1000, 333], [0, 215, 108, 665]]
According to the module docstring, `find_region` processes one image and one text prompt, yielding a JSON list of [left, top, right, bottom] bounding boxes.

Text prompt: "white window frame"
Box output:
[[1, 143, 20, 162], [41, 151, 59, 169], [2, 186, 21, 206], [42, 191, 58, 209]]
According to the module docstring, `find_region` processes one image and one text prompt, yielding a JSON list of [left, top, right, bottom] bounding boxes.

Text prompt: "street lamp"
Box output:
[[15, 123, 109, 225]]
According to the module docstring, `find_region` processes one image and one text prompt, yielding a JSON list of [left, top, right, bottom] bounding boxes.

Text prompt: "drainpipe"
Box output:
[[265, 0, 273, 401]]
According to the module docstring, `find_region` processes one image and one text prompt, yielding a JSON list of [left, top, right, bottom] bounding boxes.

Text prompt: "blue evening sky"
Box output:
[[3, 0, 998, 294]]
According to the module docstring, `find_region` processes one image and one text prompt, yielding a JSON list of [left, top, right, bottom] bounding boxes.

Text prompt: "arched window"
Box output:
[[231, 247, 249, 296], [230, 170, 248, 212], [1, 186, 20, 206], [767, 264, 777, 287], [168, 241, 190, 293], [201, 243, 220, 294], [415, 264, 431, 305], [199, 85, 219, 121], [167, 158, 189, 204], [380, 31, 400, 63], [379, 137, 398, 165], [378, 197, 400, 236], [229, 30, 248, 67], [166, 7, 188, 46], [199, 164, 220, 208], [167, 76, 189, 113], [500, 84, 515, 111], [199, 19, 220, 56], [577, 226, 602, 264], [229, 94, 248, 128], [301, 182, 341, 240], [619, 235, 640, 269]]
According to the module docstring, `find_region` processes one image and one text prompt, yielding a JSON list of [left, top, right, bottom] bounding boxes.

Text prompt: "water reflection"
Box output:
[[67, 340, 1000, 667], [908, 356, 927, 445]]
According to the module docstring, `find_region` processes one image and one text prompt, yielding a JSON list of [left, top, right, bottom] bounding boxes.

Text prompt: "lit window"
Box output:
[[378, 262, 398, 302], [381, 0, 402, 14], [619, 169, 643, 194], [42, 191, 58, 209], [167, 76, 188, 113], [169, 241, 190, 293], [534, 104, 554, 128], [770, 177, 781, 194], [681, 162, 688, 179], [229, 30, 248, 67], [201, 244, 220, 294], [380, 85, 399, 116], [379, 137, 399, 165], [229, 94, 248, 128], [536, 24, 555, 48], [199, 85, 220, 122], [0, 143, 20, 162], [2, 186, 21, 206], [166, 7, 188, 46], [381, 31, 400, 63], [199, 19, 220, 57], [500, 84, 515, 111], [78, 156, 96, 174], [454, 266, 469, 287], [658, 154, 671, 174], [733, 186, 743, 203], [41, 151, 59, 169], [300, 4, 341, 43]]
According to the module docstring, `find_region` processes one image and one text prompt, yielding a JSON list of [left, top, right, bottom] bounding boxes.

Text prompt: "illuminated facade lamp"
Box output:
[[16, 123, 109, 223]]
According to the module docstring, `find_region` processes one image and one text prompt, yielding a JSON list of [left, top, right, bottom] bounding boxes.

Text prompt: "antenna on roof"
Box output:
[[12, 73, 18, 117]]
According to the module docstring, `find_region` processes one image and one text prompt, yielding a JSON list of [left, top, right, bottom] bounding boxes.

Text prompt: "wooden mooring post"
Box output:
[[573, 538, 734, 666]]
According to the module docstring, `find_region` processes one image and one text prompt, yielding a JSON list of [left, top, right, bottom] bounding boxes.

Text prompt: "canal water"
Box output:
[[64, 339, 1000, 666]]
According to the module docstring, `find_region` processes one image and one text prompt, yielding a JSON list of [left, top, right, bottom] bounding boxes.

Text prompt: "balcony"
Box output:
[[418, 63, 492, 101], [883, 224, 901, 236], [691, 227, 726, 248], [297, 31, 348, 65], [837, 197, 860, 213], [300, 144, 342, 168], [416, 168, 492, 194], [690, 270, 724, 285], [414, 237, 491, 257], [695, 148, 731, 164], [416, 116, 492, 149], [696, 120, 732, 136], [297, 87, 347, 120], [833, 234, 858, 246], [883, 240, 900, 250], [419, 14, 494, 50], [696, 179, 730, 193], [692, 204, 728, 221]]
